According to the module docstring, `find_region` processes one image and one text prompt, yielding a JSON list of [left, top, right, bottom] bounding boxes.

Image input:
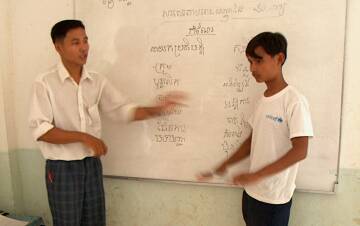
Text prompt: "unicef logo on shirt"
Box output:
[[266, 114, 283, 123]]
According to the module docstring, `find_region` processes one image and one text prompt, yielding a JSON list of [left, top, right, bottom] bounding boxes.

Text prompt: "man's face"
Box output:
[[55, 27, 89, 66], [246, 46, 283, 83]]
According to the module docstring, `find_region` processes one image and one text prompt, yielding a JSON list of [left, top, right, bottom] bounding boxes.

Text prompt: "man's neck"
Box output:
[[62, 60, 83, 84]]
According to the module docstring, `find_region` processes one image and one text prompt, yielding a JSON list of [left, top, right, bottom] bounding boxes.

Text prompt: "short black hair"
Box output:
[[246, 32, 287, 64], [50, 20, 85, 44]]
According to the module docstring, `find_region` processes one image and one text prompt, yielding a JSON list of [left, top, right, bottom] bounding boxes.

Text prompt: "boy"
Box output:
[[198, 32, 313, 226], [29, 20, 185, 226]]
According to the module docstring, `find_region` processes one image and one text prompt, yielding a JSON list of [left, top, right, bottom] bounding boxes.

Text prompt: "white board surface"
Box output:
[[75, 0, 346, 192]]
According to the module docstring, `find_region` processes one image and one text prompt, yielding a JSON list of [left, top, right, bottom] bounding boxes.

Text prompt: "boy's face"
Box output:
[[55, 27, 89, 67], [246, 46, 283, 83]]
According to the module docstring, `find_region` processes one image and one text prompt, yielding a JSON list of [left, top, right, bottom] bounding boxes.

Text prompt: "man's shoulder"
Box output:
[[86, 69, 107, 83], [34, 65, 59, 83], [88, 70, 104, 79]]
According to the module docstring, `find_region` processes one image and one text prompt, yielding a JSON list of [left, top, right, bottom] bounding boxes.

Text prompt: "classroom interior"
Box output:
[[1, 1, 359, 226]]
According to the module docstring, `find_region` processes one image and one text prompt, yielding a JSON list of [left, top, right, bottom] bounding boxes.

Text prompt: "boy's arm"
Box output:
[[233, 136, 308, 185], [38, 127, 107, 157], [216, 134, 252, 173], [197, 134, 252, 181]]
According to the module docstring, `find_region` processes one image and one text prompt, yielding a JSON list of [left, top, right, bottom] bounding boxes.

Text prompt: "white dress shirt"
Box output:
[[29, 62, 137, 160]]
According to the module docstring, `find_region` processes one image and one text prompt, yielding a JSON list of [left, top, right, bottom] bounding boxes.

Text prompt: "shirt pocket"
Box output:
[[87, 104, 101, 136], [88, 104, 100, 124]]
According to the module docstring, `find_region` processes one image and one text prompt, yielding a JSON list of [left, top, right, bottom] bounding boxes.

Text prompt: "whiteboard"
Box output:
[[75, 0, 346, 193]]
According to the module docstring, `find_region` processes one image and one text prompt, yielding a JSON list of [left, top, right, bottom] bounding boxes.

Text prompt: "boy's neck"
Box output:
[[264, 73, 288, 97]]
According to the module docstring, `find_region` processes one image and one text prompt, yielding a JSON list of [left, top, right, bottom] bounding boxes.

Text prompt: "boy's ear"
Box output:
[[277, 52, 285, 65]]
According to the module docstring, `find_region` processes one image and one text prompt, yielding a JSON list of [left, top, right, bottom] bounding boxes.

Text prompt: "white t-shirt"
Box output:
[[245, 85, 313, 204]]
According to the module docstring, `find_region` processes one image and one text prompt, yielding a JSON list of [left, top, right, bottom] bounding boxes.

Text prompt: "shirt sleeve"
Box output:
[[28, 81, 54, 141], [288, 97, 314, 139], [247, 113, 254, 129], [247, 99, 260, 129], [98, 78, 138, 122]]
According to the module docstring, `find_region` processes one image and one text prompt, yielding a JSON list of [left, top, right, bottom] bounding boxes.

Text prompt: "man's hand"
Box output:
[[133, 91, 188, 121], [232, 172, 261, 186], [81, 134, 108, 157], [157, 91, 188, 112]]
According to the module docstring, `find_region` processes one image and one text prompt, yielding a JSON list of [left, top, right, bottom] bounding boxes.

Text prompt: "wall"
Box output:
[[340, 0, 360, 169], [0, 0, 359, 226], [0, 0, 74, 220], [0, 0, 10, 153], [0, 0, 16, 212]]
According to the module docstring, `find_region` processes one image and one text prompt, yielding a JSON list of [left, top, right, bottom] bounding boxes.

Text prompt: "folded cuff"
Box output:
[[32, 122, 54, 141]]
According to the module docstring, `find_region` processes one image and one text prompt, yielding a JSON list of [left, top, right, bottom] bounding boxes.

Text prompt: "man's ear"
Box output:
[[54, 41, 62, 54]]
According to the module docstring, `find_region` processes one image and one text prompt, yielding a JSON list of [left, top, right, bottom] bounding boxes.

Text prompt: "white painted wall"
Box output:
[[340, 0, 360, 169], [0, 0, 73, 215], [8, 0, 74, 149], [0, 0, 10, 152]]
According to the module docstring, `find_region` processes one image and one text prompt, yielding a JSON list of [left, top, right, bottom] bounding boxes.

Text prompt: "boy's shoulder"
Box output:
[[284, 85, 309, 105]]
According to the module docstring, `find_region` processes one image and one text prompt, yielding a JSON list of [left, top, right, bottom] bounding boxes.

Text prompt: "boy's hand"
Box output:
[[196, 164, 227, 182], [232, 173, 260, 186], [196, 171, 214, 182], [81, 134, 108, 157]]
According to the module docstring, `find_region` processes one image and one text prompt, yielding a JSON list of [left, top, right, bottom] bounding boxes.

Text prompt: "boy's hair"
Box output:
[[51, 20, 85, 44], [246, 32, 287, 64]]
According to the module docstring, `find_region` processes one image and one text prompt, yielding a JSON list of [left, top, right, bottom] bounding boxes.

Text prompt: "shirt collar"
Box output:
[[57, 61, 93, 83]]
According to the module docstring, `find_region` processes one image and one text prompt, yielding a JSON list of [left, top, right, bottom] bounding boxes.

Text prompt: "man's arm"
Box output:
[[38, 127, 107, 157], [132, 91, 187, 121], [233, 136, 308, 185], [197, 134, 252, 181], [132, 106, 164, 121]]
